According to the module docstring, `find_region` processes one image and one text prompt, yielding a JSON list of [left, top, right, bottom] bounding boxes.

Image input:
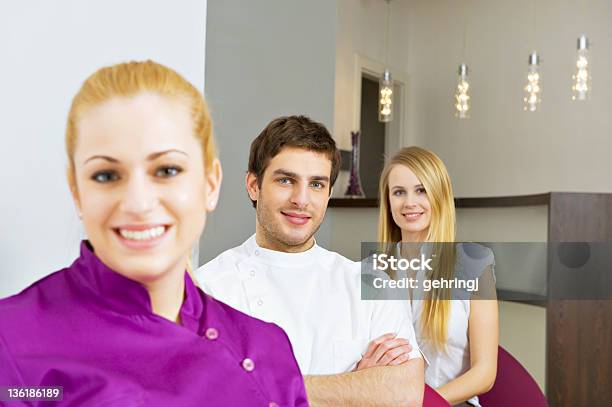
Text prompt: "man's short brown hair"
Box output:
[[248, 115, 341, 207]]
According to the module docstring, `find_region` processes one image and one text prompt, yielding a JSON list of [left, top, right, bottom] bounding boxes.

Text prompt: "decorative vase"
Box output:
[[344, 131, 365, 198]]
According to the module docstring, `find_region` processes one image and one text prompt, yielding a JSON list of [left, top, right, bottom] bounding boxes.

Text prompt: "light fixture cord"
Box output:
[[461, 1, 467, 60], [532, 0, 537, 49], [385, 0, 391, 65]]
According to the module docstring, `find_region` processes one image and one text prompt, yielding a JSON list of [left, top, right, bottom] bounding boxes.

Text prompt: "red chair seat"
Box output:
[[479, 346, 548, 407], [424, 384, 451, 406]]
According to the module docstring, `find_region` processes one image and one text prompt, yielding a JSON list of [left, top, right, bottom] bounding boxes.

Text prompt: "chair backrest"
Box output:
[[479, 346, 548, 407], [423, 384, 451, 407]]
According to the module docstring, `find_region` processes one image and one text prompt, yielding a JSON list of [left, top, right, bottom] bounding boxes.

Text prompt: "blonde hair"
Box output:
[[66, 60, 215, 280], [66, 60, 216, 189], [377, 146, 456, 350]]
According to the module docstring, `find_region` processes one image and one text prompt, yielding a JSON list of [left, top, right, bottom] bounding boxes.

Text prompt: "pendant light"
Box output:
[[378, 0, 393, 123], [524, 0, 541, 112], [524, 52, 542, 112], [572, 35, 591, 101], [570, 0, 591, 101], [454, 64, 470, 119], [454, 3, 470, 119]]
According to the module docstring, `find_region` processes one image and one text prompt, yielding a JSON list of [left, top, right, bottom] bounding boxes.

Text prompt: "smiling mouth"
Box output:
[[118, 226, 166, 241], [113, 225, 170, 246], [281, 211, 311, 226], [402, 212, 424, 220]]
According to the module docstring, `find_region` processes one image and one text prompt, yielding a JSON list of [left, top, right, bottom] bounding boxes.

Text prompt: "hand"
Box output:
[[354, 333, 413, 371]]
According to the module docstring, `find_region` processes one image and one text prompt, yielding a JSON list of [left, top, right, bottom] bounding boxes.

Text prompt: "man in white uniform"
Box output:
[[197, 116, 424, 406]]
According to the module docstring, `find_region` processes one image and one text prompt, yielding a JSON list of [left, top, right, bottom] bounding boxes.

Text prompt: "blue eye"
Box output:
[[155, 166, 183, 178], [278, 178, 292, 185], [91, 171, 119, 183], [311, 181, 324, 189], [393, 190, 405, 196]]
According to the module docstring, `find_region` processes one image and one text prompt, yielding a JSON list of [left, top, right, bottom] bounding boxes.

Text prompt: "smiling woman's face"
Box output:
[[388, 164, 431, 242], [71, 92, 220, 283]]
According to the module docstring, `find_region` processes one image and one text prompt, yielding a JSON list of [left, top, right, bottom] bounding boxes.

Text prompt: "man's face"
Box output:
[[247, 147, 332, 252]]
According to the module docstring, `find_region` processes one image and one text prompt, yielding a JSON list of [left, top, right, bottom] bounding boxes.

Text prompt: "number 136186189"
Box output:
[[0, 386, 63, 401]]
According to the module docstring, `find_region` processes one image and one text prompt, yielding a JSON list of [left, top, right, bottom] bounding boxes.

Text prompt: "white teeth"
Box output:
[[119, 226, 165, 241]]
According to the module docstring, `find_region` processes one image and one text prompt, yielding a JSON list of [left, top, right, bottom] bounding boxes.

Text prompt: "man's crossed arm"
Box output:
[[304, 333, 425, 407]]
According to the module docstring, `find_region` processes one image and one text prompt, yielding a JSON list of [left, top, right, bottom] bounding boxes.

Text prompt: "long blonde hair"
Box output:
[[378, 146, 456, 350], [65, 60, 215, 278]]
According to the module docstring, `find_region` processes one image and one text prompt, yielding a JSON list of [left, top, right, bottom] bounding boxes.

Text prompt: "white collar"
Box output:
[[243, 234, 322, 267]]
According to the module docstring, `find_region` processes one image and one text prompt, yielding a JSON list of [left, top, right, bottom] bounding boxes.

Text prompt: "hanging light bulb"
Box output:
[[454, 64, 470, 119], [379, 69, 393, 122], [378, 0, 393, 123], [524, 52, 541, 112], [572, 35, 591, 101]]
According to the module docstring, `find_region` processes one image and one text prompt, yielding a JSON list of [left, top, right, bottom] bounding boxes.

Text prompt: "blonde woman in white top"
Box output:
[[377, 146, 498, 406]]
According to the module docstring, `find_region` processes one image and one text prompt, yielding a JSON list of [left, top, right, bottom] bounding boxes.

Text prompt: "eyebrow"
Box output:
[[272, 169, 330, 182], [83, 149, 188, 165], [391, 184, 424, 189]]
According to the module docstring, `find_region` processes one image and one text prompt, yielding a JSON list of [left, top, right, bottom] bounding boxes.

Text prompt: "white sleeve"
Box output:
[[366, 299, 422, 360], [195, 256, 224, 297]]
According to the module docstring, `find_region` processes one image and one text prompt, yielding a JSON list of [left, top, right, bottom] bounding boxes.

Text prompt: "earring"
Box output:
[[209, 200, 215, 208]]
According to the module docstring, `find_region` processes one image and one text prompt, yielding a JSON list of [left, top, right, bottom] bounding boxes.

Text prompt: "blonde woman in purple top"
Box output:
[[0, 61, 307, 406]]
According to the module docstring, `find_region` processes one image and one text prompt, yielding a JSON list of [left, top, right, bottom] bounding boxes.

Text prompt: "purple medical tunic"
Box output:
[[0, 242, 308, 406]]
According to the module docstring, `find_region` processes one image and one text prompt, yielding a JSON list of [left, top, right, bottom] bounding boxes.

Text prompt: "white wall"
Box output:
[[0, 0, 207, 297], [200, 0, 338, 263], [335, 0, 612, 199], [406, 0, 612, 197]]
